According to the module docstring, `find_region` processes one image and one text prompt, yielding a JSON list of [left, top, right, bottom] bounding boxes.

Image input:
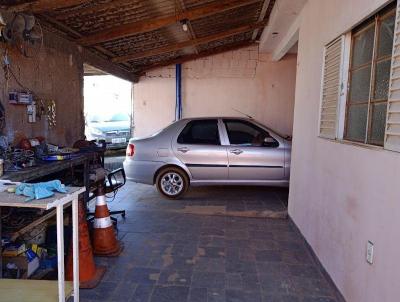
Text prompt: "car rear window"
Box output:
[[177, 120, 220, 145]]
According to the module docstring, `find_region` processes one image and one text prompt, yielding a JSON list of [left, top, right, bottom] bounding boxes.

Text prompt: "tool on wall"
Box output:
[[8, 91, 38, 124], [46, 100, 56, 128], [0, 101, 5, 133], [0, 12, 5, 37], [8, 91, 33, 105], [27, 101, 36, 123], [37, 99, 45, 120]]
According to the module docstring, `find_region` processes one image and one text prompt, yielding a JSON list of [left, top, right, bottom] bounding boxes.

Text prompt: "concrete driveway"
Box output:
[[81, 182, 343, 302]]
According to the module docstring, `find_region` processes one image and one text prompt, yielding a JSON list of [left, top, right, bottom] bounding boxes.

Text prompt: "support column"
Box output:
[[175, 64, 182, 121]]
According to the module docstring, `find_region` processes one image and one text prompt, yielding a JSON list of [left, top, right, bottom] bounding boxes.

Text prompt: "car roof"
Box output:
[[180, 116, 253, 122], [177, 117, 288, 140]]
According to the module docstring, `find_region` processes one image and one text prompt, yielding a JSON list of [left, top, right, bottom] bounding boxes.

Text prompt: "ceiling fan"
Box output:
[[1, 12, 43, 59]]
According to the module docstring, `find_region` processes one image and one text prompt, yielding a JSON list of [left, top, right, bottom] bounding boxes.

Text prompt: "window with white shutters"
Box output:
[[318, 1, 400, 152], [344, 5, 396, 146], [319, 37, 343, 139], [385, 0, 400, 152]]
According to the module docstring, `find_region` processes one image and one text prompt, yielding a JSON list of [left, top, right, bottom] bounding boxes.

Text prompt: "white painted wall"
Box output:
[[290, 1, 400, 301], [84, 75, 133, 125], [133, 45, 297, 138]]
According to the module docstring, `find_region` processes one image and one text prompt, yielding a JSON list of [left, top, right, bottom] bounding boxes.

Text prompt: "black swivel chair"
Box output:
[[104, 168, 126, 221], [87, 168, 126, 224]]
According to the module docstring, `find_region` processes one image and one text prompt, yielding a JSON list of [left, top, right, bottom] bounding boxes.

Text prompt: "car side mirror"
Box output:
[[264, 137, 275, 143], [263, 137, 279, 147]]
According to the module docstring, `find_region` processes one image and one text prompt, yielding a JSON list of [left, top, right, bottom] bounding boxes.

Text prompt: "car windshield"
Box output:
[[251, 119, 289, 140], [87, 114, 102, 123], [106, 113, 130, 122], [87, 113, 130, 123]]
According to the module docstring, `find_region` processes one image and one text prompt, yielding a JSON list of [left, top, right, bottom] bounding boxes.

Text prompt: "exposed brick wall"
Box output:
[[145, 45, 260, 79], [0, 29, 85, 146], [135, 45, 297, 138]]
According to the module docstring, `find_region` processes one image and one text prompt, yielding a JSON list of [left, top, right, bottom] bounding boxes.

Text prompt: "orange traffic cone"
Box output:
[[92, 182, 123, 256], [66, 197, 106, 288]]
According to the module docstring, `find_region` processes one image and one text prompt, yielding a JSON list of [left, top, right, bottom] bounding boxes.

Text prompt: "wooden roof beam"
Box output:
[[4, 0, 89, 13], [78, 0, 260, 46], [252, 0, 271, 40], [54, 0, 132, 20], [37, 15, 137, 83], [112, 20, 268, 64], [82, 47, 139, 83]]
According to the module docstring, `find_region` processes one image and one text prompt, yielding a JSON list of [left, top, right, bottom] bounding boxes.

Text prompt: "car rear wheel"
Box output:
[[156, 167, 189, 199]]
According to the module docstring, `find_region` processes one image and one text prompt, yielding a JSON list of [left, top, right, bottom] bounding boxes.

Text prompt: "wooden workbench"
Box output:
[[0, 279, 73, 302], [0, 151, 102, 298], [0, 152, 99, 207], [0, 155, 89, 182], [0, 186, 85, 302], [0, 155, 92, 281]]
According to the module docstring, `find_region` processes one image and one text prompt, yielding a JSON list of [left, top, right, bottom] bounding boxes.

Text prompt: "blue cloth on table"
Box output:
[[16, 180, 67, 201]]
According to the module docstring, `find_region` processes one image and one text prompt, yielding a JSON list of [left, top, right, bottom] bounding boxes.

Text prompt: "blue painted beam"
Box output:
[[175, 64, 182, 121]]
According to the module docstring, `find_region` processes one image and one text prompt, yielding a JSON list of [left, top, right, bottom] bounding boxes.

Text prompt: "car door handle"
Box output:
[[177, 147, 189, 153], [230, 149, 243, 155]]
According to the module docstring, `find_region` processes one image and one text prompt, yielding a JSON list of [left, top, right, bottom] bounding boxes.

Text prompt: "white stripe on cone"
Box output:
[[96, 195, 107, 206], [93, 216, 113, 228]]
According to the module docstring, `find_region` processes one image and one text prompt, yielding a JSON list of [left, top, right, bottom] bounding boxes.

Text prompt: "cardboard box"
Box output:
[[2, 256, 40, 278], [2, 243, 26, 257]]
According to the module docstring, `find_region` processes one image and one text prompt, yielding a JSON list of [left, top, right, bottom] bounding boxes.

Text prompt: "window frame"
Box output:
[[176, 119, 222, 146], [343, 6, 396, 146], [222, 119, 280, 148]]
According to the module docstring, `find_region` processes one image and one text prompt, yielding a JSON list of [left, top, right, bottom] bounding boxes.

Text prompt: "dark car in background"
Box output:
[[85, 113, 132, 149]]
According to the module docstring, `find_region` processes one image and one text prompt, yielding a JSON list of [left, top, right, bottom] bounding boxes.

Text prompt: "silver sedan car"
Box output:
[[123, 117, 291, 199]]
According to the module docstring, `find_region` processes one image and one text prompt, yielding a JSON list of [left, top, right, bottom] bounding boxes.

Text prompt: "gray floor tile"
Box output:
[[292, 277, 335, 298], [188, 287, 208, 302], [262, 294, 301, 302], [150, 285, 189, 302], [158, 268, 192, 286], [131, 284, 154, 302], [208, 288, 226, 302], [191, 271, 226, 288], [79, 182, 342, 302], [226, 289, 263, 302], [301, 297, 338, 302], [256, 250, 283, 262], [226, 258, 257, 274], [287, 264, 323, 279], [226, 272, 243, 289], [109, 281, 137, 301], [126, 267, 160, 284], [193, 257, 226, 273]]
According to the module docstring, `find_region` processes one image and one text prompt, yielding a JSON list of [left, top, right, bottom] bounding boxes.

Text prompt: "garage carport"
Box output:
[[0, 1, 343, 302]]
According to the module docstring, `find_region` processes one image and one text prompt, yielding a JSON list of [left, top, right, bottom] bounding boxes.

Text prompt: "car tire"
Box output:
[[156, 167, 189, 199]]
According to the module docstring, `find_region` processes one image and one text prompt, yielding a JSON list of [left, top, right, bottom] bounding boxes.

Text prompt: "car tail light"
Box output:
[[126, 143, 135, 157]]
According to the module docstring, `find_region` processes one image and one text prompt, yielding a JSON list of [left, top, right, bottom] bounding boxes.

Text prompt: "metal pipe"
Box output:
[[175, 64, 182, 121]]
